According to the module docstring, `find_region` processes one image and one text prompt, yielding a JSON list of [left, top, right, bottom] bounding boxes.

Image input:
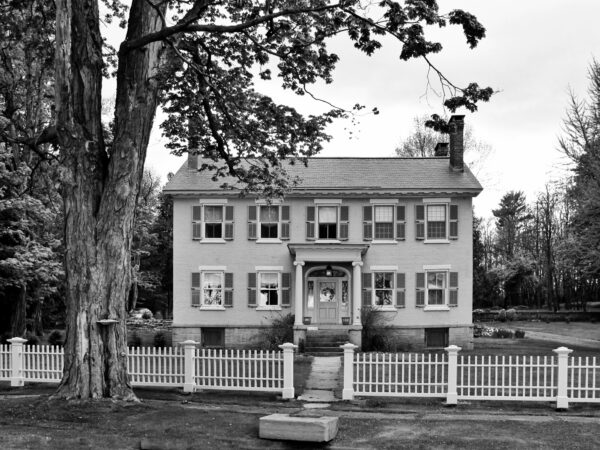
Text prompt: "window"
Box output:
[[425, 328, 448, 348], [259, 272, 279, 306], [318, 206, 337, 239], [426, 205, 446, 239], [374, 206, 394, 240], [260, 206, 279, 238], [202, 328, 225, 347], [202, 272, 223, 306], [374, 272, 394, 305], [204, 206, 223, 238], [426, 271, 446, 306]]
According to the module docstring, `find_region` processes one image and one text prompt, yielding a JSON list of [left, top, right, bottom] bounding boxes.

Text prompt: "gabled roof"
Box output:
[[164, 157, 483, 196]]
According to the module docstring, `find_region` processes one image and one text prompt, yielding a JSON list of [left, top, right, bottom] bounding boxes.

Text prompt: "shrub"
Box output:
[[361, 306, 394, 352], [261, 313, 294, 350], [506, 308, 517, 321], [497, 309, 507, 322], [153, 332, 167, 348], [298, 338, 305, 353], [48, 330, 65, 346], [129, 332, 142, 347], [514, 329, 526, 339], [141, 309, 153, 320], [492, 329, 514, 339], [24, 334, 39, 345]]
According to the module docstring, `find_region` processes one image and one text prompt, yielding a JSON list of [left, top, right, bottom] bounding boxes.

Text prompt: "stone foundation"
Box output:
[[366, 325, 473, 351], [173, 326, 269, 348]]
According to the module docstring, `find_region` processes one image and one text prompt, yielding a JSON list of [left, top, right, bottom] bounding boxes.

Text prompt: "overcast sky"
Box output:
[[120, 1, 600, 218]]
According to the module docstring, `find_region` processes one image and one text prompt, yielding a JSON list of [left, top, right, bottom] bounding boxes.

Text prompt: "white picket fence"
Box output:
[[341, 344, 600, 409], [0, 338, 296, 398]]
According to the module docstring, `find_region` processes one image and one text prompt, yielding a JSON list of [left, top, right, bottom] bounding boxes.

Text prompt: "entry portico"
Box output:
[[289, 244, 369, 346]]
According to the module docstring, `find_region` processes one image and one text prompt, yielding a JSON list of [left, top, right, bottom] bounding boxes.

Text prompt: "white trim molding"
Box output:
[[199, 198, 228, 204], [370, 198, 399, 204], [198, 265, 227, 271], [255, 265, 284, 271], [254, 198, 282, 204], [370, 265, 398, 271], [422, 197, 451, 204], [423, 264, 452, 270], [314, 199, 342, 204]]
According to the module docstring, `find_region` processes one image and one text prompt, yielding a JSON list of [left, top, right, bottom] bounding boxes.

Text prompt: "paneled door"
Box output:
[[317, 279, 338, 324]]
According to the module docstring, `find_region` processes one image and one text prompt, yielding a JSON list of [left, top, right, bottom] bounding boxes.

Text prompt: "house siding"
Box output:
[[172, 195, 474, 349]]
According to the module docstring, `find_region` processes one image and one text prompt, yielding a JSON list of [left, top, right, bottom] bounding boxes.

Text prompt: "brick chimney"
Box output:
[[434, 142, 449, 157], [188, 151, 199, 170], [448, 115, 465, 172]]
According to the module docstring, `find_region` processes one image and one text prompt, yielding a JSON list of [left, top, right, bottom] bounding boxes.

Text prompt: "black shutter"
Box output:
[[192, 272, 201, 306], [416, 272, 425, 307], [395, 205, 406, 240], [449, 205, 459, 239], [281, 205, 291, 240], [449, 271, 458, 306], [363, 206, 373, 241], [192, 206, 202, 240], [224, 273, 234, 307], [247, 272, 257, 307], [362, 272, 372, 307], [339, 206, 349, 240], [224, 206, 234, 240], [306, 206, 315, 240], [396, 273, 406, 308], [248, 206, 257, 240], [281, 272, 291, 307], [415, 205, 425, 240]]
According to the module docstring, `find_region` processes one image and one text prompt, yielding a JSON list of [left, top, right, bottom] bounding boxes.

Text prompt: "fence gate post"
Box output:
[[181, 340, 198, 393], [8, 337, 27, 387], [341, 343, 357, 400], [553, 346, 573, 409], [279, 342, 297, 399], [445, 345, 461, 405]]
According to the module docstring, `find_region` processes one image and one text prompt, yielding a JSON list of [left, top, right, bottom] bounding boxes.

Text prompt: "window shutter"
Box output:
[[281, 272, 291, 307], [192, 206, 202, 240], [362, 272, 372, 307], [191, 272, 201, 306], [339, 206, 349, 241], [395, 205, 406, 240], [224, 206, 234, 240], [415, 205, 425, 240], [449, 205, 459, 239], [306, 206, 315, 240], [247, 272, 257, 307], [281, 205, 291, 240], [416, 272, 425, 307], [449, 271, 458, 306], [363, 206, 373, 241], [248, 206, 257, 240], [224, 273, 234, 307], [396, 273, 406, 308]]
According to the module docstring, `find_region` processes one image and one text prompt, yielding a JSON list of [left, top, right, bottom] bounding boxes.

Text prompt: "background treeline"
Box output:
[[472, 61, 600, 311]]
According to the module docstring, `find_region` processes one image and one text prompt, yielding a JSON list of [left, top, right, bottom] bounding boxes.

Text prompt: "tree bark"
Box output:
[[53, 0, 165, 399], [10, 285, 27, 338]]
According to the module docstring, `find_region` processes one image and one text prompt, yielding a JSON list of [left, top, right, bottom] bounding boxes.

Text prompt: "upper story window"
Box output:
[[306, 204, 348, 241], [318, 206, 338, 239], [415, 202, 458, 241], [192, 204, 234, 241], [363, 203, 405, 241], [247, 205, 290, 241]]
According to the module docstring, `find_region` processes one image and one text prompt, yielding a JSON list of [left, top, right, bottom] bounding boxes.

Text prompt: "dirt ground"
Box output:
[[1, 387, 599, 449]]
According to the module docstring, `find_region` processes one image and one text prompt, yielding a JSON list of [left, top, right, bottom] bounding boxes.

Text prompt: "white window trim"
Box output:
[[255, 199, 282, 204], [199, 198, 228, 204], [314, 199, 342, 204], [257, 204, 281, 240], [199, 270, 226, 310], [256, 271, 282, 309], [370, 199, 399, 204], [371, 204, 396, 242], [423, 203, 449, 242], [315, 204, 345, 240], [371, 270, 397, 309], [202, 204, 226, 240], [423, 269, 450, 311]]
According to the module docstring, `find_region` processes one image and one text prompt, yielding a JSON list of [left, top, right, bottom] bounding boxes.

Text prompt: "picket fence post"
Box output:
[[445, 345, 461, 405], [279, 342, 297, 399], [8, 337, 27, 387], [181, 340, 198, 393], [341, 343, 357, 400], [553, 346, 573, 409]]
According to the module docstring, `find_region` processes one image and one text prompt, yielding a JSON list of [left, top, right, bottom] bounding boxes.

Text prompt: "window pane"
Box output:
[[427, 205, 446, 221], [427, 272, 446, 289], [260, 272, 279, 289], [428, 289, 444, 305], [260, 206, 279, 222], [318, 223, 337, 239], [427, 221, 446, 239], [318, 206, 337, 223], [375, 272, 393, 289], [375, 206, 393, 222], [374, 223, 393, 239], [205, 223, 222, 238], [260, 223, 278, 238], [203, 273, 222, 289], [204, 206, 223, 222], [375, 290, 393, 305], [307, 281, 314, 309]]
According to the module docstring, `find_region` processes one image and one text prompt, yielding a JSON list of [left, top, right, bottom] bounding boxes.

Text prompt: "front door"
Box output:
[[317, 279, 338, 324]]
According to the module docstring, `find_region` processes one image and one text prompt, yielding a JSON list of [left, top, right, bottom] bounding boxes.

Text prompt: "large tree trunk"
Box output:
[[10, 284, 27, 338], [53, 0, 165, 399]]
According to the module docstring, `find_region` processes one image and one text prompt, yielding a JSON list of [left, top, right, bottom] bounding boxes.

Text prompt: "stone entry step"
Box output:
[[304, 331, 349, 356], [298, 356, 342, 402]]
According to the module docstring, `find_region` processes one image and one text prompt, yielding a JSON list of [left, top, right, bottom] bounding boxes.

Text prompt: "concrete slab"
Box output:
[[259, 414, 338, 442], [298, 389, 337, 402]]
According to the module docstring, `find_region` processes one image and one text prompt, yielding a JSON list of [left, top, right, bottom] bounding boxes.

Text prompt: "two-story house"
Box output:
[[164, 115, 482, 350]]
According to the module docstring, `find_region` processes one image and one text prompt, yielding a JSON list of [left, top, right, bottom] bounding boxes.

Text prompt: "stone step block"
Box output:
[[259, 414, 338, 442]]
